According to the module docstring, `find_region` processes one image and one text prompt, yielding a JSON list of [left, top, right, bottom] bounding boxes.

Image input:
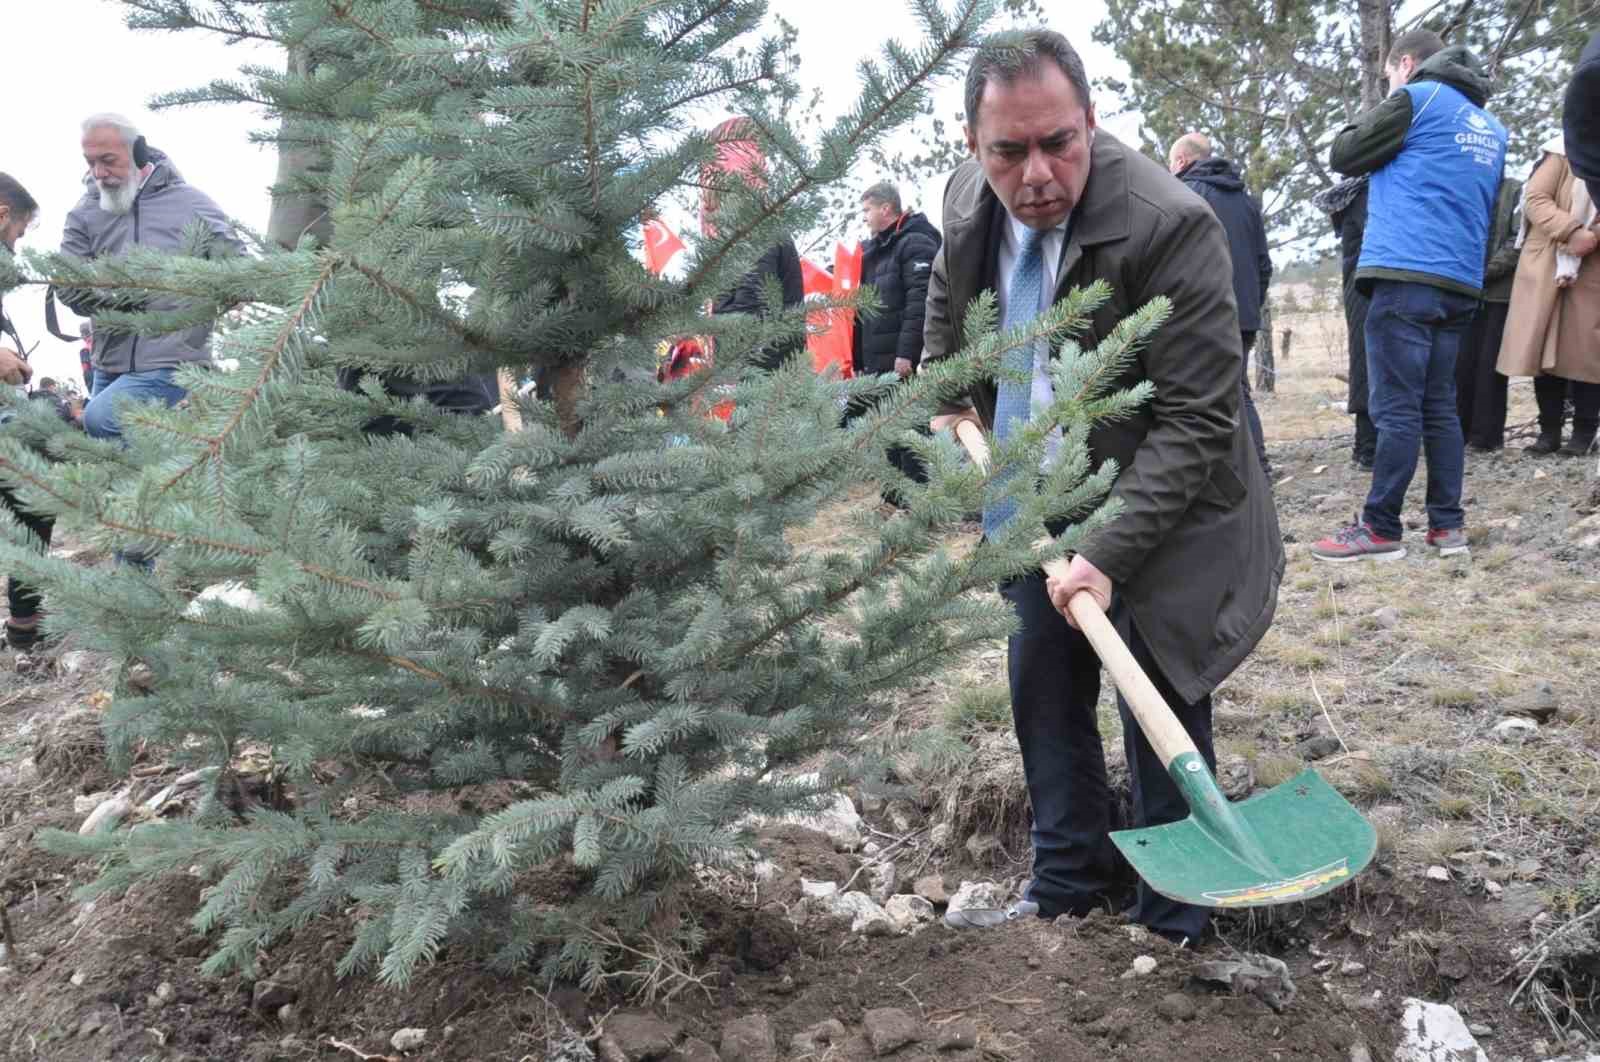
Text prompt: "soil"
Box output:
[[2, 303, 1598, 1061]]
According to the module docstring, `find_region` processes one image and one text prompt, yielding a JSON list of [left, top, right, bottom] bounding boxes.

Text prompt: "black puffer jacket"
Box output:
[[712, 239, 805, 372], [1567, 30, 1600, 203], [852, 212, 941, 375], [1176, 158, 1271, 333]]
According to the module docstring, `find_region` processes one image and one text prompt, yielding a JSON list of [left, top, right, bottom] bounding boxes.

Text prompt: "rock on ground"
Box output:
[[867, 860, 898, 904], [390, 1028, 428, 1053], [794, 891, 896, 936], [912, 875, 949, 905], [937, 1019, 979, 1050], [1492, 717, 1538, 743], [1156, 992, 1196, 1022], [598, 1013, 681, 1062], [1394, 999, 1487, 1062], [720, 1012, 776, 1062], [884, 894, 935, 931], [945, 880, 1006, 916], [790, 1018, 847, 1056], [862, 1008, 924, 1056]]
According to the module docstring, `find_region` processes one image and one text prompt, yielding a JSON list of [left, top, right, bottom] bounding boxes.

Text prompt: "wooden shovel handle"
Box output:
[[942, 416, 1200, 770]]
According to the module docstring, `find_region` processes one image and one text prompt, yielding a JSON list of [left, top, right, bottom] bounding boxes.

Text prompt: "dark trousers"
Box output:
[[1362, 280, 1476, 540], [1, 485, 53, 620], [1002, 573, 1215, 941], [842, 388, 928, 502], [1239, 332, 1270, 475], [1346, 281, 1374, 462], [1534, 375, 1600, 437], [1456, 300, 1510, 450]]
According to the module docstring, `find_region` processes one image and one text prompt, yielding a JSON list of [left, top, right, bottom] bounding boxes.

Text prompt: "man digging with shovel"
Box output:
[[922, 30, 1287, 944]]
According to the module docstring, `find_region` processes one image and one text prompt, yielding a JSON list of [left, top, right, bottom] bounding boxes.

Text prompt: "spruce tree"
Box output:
[[1, 2, 1164, 988]]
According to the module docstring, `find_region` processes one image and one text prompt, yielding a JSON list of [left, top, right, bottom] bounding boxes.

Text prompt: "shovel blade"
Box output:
[[1110, 769, 1377, 908]]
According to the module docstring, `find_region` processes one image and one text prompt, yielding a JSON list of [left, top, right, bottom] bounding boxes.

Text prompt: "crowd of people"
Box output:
[[0, 24, 1594, 947]]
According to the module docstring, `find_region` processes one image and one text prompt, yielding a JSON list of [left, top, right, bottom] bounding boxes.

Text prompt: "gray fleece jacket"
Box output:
[[60, 148, 245, 375]]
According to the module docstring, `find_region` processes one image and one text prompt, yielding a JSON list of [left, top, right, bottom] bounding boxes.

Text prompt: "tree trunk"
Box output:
[[1358, 0, 1393, 113], [266, 46, 333, 251], [1255, 302, 1276, 394], [1280, 327, 1294, 364]]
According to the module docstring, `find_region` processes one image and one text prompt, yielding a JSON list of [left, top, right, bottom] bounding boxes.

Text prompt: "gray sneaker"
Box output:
[[943, 899, 1040, 929], [1311, 518, 1407, 563], [1426, 527, 1469, 557]]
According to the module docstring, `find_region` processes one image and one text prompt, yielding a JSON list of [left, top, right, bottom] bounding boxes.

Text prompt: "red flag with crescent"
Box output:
[[643, 219, 685, 274]]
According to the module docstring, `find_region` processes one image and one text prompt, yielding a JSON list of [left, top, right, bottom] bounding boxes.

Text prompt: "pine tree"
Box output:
[[1, 1, 1163, 988]]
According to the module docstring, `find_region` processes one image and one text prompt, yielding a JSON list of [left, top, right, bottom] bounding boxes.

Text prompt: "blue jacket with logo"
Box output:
[[1330, 47, 1506, 298]]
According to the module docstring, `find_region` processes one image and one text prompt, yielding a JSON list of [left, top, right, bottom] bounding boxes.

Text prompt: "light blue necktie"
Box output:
[[982, 227, 1046, 537]]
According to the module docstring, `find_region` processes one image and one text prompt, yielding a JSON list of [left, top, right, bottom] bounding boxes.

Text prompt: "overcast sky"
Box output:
[[7, 1, 1130, 389]]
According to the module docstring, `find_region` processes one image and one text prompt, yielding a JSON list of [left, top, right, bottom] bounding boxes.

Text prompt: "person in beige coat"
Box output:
[[1497, 141, 1600, 456]]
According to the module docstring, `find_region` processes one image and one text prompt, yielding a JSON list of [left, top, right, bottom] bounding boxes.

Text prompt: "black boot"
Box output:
[[1560, 429, 1597, 457], [1526, 430, 1562, 455]]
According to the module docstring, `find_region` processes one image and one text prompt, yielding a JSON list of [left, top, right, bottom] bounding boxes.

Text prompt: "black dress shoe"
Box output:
[[1560, 430, 1596, 457], [943, 899, 1040, 929], [1526, 431, 1561, 455]]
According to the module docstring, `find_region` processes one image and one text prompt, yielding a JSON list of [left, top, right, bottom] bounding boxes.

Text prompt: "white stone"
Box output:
[[928, 822, 953, 849], [172, 767, 218, 790], [1425, 865, 1451, 883], [773, 785, 864, 852], [800, 879, 838, 899], [884, 894, 935, 930], [1492, 718, 1538, 744], [390, 1028, 428, 1052], [79, 794, 131, 835], [57, 651, 91, 675], [1340, 960, 1367, 976], [1131, 955, 1158, 976], [861, 841, 882, 857], [1484, 881, 1503, 897], [945, 880, 1007, 916], [868, 860, 898, 905], [73, 791, 110, 814], [825, 892, 895, 936], [1394, 998, 1488, 1062], [143, 785, 177, 813]]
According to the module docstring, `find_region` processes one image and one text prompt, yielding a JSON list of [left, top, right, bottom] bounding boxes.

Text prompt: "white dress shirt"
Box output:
[[996, 212, 1070, 465]]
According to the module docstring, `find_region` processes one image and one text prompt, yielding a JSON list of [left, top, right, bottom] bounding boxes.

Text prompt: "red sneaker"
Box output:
[[1311, 519, 1406, 563]]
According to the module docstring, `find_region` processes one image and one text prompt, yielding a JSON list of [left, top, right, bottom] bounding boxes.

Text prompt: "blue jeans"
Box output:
[[84, 368, 188, 441], [1362, 281, 1476, 541]]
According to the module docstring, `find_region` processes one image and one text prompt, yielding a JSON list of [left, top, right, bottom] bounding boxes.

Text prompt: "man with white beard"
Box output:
[[59, 113, 244, 440]]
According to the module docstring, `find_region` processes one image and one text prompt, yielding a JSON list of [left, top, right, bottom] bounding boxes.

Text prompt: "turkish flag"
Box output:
[[806, 241, 862, 378], [643, 219, 685, 275], [799, 256, 833, 297]]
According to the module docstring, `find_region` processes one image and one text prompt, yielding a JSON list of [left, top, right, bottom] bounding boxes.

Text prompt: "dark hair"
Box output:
[[965, 29, 1092, 131], [0, 173, 38, 219], [861, 181, 901, 212], [1389, 29, 1444, 68]]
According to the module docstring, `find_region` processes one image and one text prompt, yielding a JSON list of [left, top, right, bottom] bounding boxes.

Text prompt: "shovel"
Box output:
[[940, 415, 1376, 907]]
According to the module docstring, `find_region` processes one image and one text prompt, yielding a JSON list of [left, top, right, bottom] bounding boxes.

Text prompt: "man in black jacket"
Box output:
[[853, 182, 941, 380], [1169, 134, 1273, 475], [1567, 30, 1600, 203], [1313, 177, 1376, 468], [851, 182, 941, 497]]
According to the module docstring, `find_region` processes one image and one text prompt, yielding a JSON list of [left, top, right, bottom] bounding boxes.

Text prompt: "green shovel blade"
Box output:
[[1110, 761, 1378, 908]]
